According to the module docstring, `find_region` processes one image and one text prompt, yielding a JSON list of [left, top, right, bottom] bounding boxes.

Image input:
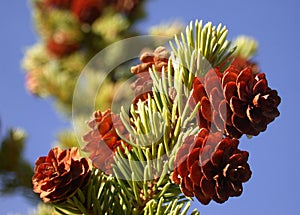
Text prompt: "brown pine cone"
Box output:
[[191, 68, 224, 134], [130, 46, 170, 75], [130, 46, 171, 103], [192, 65, 281, 138], [46, 37, 79, 58], [82, 109, 130, 174], [44, 0, 73, 9], [106, 0, 139, 14], [32, 147, 92, 203], [172, 128, 251, 205], [71, 0, 104, 24], [231, 57, 259, 74]]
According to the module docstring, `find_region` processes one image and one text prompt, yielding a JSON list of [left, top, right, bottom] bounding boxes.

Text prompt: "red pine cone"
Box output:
[[130, 46, 170, 103], [46, 37, 79, 57], [172, 128, 251, 205], [131, 46, 170, 75], [82, 109, 130, 174], [71, 0, 104, 24], [231, 57, 259, 74], [106, 0, 139, 13], [192, 65, 281, 138], [32, 147, 92, 203], [44, 0, 73, 9]]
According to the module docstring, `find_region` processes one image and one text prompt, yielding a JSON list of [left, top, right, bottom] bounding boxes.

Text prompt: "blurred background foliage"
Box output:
[[1, 0, 183, 213]]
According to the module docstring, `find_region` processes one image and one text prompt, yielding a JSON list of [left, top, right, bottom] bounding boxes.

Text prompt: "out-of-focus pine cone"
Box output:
[[44, 0, 73, 9], [130, 46, 170, 103], [107, 0, 139, 14], [82, 109, 130, 174], [192, 65, 281, 138], [71, 0, 104, 24], [46, 37, 79, 57], [32, 147, 92, 203], [172, 128, 251, 205], [25, 69, 42, 95]]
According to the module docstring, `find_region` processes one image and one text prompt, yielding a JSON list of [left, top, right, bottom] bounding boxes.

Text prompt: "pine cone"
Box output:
[[192, 65, 281, 138], [82, 109, 130, 174], [71, 0, 104, 24], [231, 57, 259, 74], [172, 128, 251, 205], [32, 147, 92, 203], [46, 37, 79, 57], [44, 0, 73, 9], [131, 46, 170, 75], [130, 46, 170, 103], [107, 0, 139, 14]]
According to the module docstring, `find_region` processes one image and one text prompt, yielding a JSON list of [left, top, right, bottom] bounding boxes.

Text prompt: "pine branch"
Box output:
[[114, 55, 201, 213], [53, 169, 127, 215], [143, 197, 199, 215], [0, 129, 37, 201], [52, 20, 237, 214], [170, 20, 236, 78]]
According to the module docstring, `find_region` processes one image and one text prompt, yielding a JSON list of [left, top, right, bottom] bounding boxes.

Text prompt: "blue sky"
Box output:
[[0, 0, 299, 214]]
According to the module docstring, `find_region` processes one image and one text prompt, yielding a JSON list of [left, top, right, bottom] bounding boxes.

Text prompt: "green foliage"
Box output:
[[53, 169, 127, 215], [149, 21, 184, 42], [0, 129, 26, 171], [233, 35, 258, 59], [170, 20, 236, 76], [0, 129, 36, 201], [31, 203, 56, 215], [143, 198, 200, 215], [22, 44, 86, 107], [56, 130, 79, 149], [112, 33, 205, 213], [92, 10, 130, 43], [34, 8, 83, 41]]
